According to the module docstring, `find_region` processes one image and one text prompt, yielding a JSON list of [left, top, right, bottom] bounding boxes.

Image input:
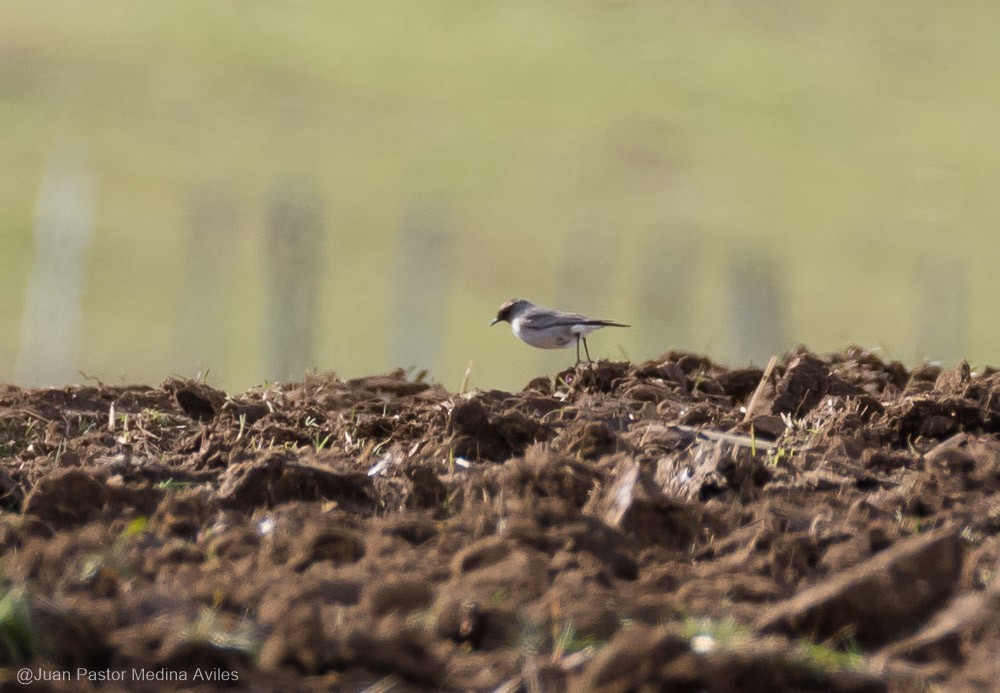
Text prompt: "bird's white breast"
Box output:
[[511, 317, 574, 349]]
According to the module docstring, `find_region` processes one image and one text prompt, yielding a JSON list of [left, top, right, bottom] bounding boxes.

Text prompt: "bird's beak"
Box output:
[[489, 317, 499, 326]]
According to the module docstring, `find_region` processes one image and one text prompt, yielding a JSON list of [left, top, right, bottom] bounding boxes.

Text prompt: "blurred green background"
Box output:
[[2, 1, 997, 393]]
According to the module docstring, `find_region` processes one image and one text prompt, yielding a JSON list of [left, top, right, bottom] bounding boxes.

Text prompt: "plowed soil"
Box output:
[[2, 348, 1000, 691]]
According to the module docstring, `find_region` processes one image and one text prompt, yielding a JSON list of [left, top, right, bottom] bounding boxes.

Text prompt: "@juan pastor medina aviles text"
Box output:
[[17, 667, 238, 684]]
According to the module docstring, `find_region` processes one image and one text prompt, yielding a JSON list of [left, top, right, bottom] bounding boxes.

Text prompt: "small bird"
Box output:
[[490, 298, 629, 365]]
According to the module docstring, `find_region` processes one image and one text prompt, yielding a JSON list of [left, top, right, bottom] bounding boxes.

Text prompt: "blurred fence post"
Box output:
[[171, 189, 237, 378], [262, 182, 324, 381], [726, 251, 785, 366], [390, 202, 452, 374], [914, 253, 967, 363], [16, 152, 97, 386], [637, 227, 698, 356]]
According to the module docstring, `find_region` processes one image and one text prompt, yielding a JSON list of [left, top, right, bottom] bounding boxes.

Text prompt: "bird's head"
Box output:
[[490, 298, 530, 326]]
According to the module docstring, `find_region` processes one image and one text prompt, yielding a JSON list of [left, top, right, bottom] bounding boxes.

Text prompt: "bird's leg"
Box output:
[[583, 337, 594, 366], [575, 335, 582, 365]]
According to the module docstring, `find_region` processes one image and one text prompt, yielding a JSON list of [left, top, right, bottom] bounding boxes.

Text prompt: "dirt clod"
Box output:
[[756, 528, 963, 648], [23, 467, 108, 527]]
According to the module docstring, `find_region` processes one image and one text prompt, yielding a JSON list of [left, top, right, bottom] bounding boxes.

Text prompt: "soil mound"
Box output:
[[1, 349, 999, 690]]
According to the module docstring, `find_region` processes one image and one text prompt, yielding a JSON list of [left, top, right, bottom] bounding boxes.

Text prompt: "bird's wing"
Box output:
[[520, 308, 628, 330], [551, 318, 629, 328], [518, 309, 590, 330], [588, 319, 630, 328]]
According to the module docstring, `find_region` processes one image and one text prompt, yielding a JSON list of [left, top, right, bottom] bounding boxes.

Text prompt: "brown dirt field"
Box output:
[[2, 348, 1000, 691]]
